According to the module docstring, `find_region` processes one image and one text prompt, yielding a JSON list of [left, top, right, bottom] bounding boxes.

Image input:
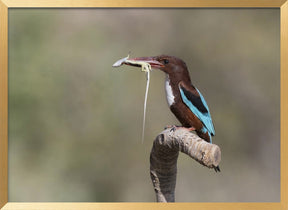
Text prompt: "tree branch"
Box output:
[[150, 127, 221, 202]]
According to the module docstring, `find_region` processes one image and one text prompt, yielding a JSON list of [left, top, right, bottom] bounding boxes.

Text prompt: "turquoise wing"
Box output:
[[179, 85, 215, 136]]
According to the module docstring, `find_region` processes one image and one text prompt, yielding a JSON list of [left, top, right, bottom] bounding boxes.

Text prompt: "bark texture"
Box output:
[[150, 127, 221, 202]]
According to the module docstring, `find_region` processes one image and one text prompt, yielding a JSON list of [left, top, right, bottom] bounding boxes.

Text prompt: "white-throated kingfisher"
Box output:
[[123, 55, 220, 172], [126, 55, 215, 142]]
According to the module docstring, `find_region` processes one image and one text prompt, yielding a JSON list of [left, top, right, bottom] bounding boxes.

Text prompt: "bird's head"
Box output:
[[127, 55, 189, 76]]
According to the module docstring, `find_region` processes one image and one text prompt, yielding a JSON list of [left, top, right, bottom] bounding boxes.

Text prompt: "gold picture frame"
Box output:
[[1, 0, 287, 209]]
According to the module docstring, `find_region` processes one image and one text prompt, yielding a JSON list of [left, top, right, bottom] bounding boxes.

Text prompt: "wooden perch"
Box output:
[[150, 127, 221, 202]]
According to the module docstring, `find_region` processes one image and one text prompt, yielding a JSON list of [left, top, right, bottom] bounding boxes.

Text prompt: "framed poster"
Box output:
[[0, 0, 287, 209]]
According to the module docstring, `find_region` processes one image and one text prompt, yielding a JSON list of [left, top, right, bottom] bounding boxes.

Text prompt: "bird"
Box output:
[[125, 55, 220, 172]]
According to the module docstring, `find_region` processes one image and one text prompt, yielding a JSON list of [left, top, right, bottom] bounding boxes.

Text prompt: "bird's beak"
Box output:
[[125, 56, 164, 69]]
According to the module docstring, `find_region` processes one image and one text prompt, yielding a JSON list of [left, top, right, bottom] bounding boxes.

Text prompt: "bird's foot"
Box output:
[[164, 125, 175, 129], [185, 127, 196, 132], [164, 125, 180, 132], [164, 125, 196, 133]]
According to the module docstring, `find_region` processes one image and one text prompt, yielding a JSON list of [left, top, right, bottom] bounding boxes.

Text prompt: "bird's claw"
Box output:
[[170, 126, 177, 132], [164, 125, 196, 133], [164, 125, 173, 129], [164, 125, 179, 132], [186, 127, 196, 132]]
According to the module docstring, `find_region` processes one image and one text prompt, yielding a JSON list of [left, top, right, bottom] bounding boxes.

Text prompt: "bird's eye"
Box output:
[[163, 59, 169, 64]]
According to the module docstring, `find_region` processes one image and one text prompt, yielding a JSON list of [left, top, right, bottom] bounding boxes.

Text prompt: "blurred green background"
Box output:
[[8, 8, 280, 202]]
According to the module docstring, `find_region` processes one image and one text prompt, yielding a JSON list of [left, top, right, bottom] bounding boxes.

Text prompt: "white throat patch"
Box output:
[[165, 74, 175, 106]]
